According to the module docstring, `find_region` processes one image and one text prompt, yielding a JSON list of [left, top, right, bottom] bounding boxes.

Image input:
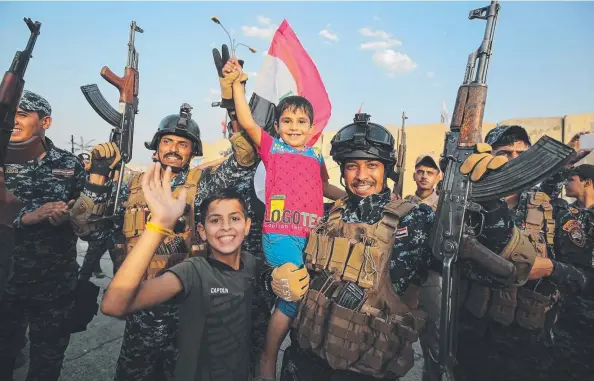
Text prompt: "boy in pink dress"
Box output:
[[228, 58, 346, 379]]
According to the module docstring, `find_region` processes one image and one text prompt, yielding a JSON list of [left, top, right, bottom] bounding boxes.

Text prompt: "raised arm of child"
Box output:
[[228, 59, 262, 147], [101, 163, 188, 317], [320, 160, 347, 200], [323, 181, 347, 200]]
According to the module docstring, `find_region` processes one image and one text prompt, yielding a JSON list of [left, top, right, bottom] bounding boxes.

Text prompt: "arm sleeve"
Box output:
[[389, 204, 437, 294], [167, 259, 201, 299]]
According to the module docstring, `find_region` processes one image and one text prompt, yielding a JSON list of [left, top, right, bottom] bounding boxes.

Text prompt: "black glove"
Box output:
[[548, 260, 591, 293], [212, 44, 245, 110]]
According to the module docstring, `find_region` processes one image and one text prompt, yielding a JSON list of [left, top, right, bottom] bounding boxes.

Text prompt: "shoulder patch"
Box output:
[[562, 219, 585, 248], [395, 227, 409, 239], [569, 207, 579, 215], [52, 168, 74, 177]]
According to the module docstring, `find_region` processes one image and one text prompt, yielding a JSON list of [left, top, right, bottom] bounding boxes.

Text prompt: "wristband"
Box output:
[[145, 221, 174, 236]]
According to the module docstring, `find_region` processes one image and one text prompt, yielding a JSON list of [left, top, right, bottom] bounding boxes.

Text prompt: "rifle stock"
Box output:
[[81, 21, 143, 219]]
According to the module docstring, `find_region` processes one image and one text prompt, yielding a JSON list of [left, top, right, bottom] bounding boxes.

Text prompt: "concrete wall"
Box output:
[[127, 112, 594, 196]]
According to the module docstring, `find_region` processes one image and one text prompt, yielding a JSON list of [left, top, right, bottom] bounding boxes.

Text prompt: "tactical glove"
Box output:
[[271, 263, 310, 302], [89, 142, 121, 177], [213, 44, 247, 110], [460, 143, 508, 181]]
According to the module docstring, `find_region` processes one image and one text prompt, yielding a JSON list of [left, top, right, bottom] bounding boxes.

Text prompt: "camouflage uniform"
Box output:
[[281, 189, 437, 381], [82, 156, 256, 381], [0, 130, 85, 381], [548, 203, 594, 380]]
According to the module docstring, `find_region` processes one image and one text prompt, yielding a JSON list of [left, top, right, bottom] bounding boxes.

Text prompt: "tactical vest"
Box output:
[[292, 199, 427, 378], [121, 167, 203, 279], [461, 191, 558, 331]]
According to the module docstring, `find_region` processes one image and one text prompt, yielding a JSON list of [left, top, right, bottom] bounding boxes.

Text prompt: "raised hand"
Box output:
[[141, 162, 187, 230]]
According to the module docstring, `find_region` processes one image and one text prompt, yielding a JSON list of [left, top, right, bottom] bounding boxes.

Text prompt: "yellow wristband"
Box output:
[[145, 221, 174, 236]]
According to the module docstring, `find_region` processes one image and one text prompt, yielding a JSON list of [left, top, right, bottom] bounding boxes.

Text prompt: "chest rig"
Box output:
[[292, 199, 427, 378], [122, 167, 202, 279], [461, 191, 558, 331]]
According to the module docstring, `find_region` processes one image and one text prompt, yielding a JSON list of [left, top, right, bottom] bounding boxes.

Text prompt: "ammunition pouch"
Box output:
[[121, 167, 202, 279], [460, 280, 553, 331], [294, 199, 426, 378], [147, 253, 188, 279], [499, 226, 538, 286], [70, 279, 100, 333], [70, 194, 107, 237], [514, 287, 550, 330], [524, 192, 555, 257], [229, 131, 256, 168]]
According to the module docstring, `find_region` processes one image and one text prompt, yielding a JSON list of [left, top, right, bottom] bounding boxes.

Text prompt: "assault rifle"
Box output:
[[80, 21, 143, 218], [430, 2, 574, 380], [393, 111, 407, 197], [0, 18, 41, 167]]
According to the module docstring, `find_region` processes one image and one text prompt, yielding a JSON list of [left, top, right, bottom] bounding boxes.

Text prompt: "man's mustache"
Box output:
[[164, 152, 183, 160], [351, 180, 376, 187]]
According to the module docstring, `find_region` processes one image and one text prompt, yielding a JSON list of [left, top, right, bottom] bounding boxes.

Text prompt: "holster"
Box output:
[[499, 226, 538, 286], [70, 279, 100, 333]]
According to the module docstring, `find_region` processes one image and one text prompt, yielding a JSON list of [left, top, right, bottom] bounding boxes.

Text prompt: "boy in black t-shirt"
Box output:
[[102, 162, 260, 381]]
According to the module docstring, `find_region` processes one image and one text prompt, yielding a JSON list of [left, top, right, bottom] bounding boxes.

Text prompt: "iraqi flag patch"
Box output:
[[52, 168, 74, 177], [395, 227, 409, 239]]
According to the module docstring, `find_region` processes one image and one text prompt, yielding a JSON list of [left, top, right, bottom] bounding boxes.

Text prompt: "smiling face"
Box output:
[[343, 159, 386, 198], [198, 199, 251, 257], [275, 107, 313, 150], [11, 107, 52, 143], [157, 134, 193, 168]]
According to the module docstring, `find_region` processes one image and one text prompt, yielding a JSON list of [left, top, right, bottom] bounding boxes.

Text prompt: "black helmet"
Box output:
[[145, 103, 203, 156], [330, 113, 396, 172]]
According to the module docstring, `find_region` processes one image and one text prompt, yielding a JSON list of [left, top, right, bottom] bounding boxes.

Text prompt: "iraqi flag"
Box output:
[[254, 20, 331, 147]]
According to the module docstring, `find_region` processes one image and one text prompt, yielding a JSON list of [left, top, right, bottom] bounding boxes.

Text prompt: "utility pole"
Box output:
[[70, 135, 74, 153]]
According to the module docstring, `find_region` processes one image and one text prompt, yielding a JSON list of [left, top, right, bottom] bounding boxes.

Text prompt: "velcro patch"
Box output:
[[52, 168, 74, 177], [562, 220, 585, 248], [395, 227, 409, 239]]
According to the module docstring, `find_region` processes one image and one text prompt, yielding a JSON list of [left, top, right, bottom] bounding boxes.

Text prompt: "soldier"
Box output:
[[404, 153, 441, 210], [0, 91, 86, 381], [70, 103, 257, 381], [404, 153, 441, 381], [549, 164, 594, 380], [448, 125, 591, 381], [278, 114, 528, 381]]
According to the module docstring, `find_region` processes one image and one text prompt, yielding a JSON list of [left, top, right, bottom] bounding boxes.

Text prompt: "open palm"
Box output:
[[141, 162, 188, 229]]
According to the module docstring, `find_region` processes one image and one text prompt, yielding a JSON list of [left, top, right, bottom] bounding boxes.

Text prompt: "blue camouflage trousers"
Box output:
[[114, 301, 179, 381], [0, 294, 74, 381]]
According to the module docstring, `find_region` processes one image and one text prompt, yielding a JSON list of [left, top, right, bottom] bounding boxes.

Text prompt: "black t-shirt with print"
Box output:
[[168, 251, 260, 381]]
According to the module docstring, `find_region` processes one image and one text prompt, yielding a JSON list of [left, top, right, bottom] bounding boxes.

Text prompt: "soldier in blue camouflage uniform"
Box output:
[[548, 164, 594, 380], [0, 91, 86, 381], [70, 103, 257, 381], [279, 115, 517, 381], [450, 126, 592, 381]]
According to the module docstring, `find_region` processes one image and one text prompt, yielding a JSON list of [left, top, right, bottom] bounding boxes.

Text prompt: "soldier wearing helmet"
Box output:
[[70, 103, 257, 381], [275, 113, 541, 381]]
